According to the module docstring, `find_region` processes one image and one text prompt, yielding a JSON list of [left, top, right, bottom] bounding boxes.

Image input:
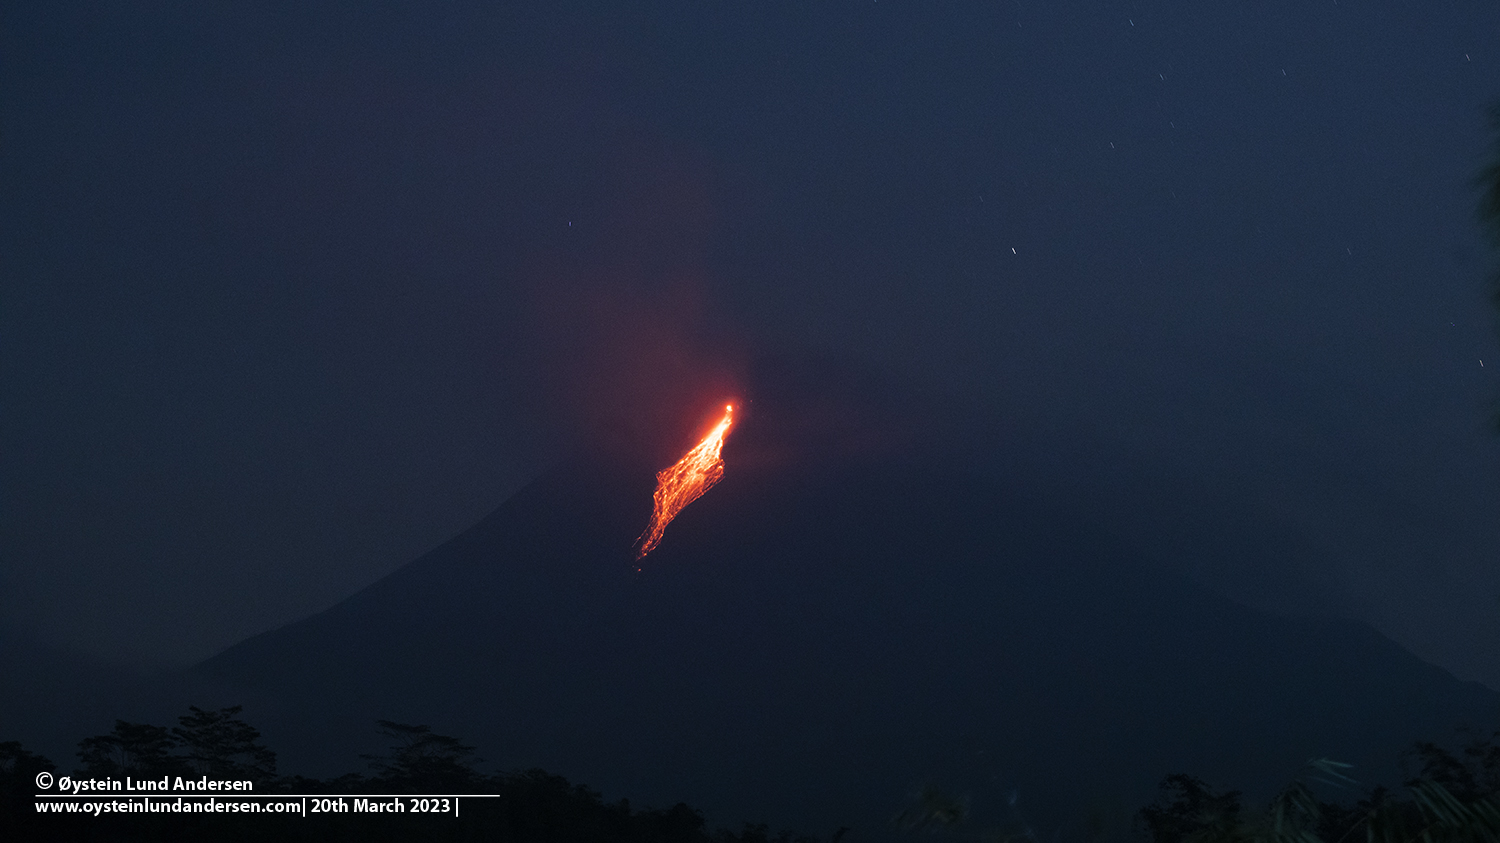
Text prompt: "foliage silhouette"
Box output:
[[3, 707, 828, 842], [172, 705, 277, 781], [0, 740, 55, 841], [1139, 775, 1246, 843], [20, 706, 1500, 843], [77, 720, 183, 779], [361, 720, 481, 790], [1136, 737, 1500, 843], [893, 785, 970, 835]]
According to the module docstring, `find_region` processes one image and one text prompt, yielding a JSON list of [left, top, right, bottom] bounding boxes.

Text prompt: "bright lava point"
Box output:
[[635, 403, 736, 560]]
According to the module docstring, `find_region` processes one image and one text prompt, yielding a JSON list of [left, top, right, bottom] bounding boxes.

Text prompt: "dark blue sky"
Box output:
[[3, 1, 1498, 687]]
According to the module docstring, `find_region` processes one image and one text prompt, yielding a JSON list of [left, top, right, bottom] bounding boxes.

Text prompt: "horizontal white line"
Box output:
[[37, 794, 500, 798]]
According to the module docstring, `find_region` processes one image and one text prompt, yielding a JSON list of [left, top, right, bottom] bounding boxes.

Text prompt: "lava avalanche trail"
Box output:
[[636, 403, 736, 560]]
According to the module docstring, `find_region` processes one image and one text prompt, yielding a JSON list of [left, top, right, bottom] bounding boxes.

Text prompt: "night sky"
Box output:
[[4, 0, 1499, 696]]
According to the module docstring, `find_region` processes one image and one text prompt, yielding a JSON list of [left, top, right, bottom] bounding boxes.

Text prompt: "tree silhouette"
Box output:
[[171, 705, 276, 781], [1138, 774, 1245, 843], [361, 720, 482, 790], [77, 720, 181, 778], [1403, 729, 1500, 806], [1133, 747, 1500, 843], [892, 784, 971, 836], [0, 742, 56, 841], [6, 711, 830, 842]]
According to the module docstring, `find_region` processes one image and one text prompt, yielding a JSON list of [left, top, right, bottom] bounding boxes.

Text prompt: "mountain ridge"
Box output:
[[165, 453, 1498, 837]]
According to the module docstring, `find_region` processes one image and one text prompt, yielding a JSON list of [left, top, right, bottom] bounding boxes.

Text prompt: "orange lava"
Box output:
[[636, 403, 736, 560]]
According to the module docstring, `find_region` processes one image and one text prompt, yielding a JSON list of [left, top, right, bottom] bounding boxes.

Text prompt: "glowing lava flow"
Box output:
[[636, 403, 736, 560]]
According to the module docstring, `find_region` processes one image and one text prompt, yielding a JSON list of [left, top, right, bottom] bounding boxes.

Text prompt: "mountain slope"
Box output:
[[174, 444, 1498, 837]]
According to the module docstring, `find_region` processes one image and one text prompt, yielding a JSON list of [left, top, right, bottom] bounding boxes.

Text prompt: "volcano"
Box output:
[[174, 378, 1496, 837]]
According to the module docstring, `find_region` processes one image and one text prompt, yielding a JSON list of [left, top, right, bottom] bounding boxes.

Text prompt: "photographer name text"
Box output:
[[56, 776, 254, 795]]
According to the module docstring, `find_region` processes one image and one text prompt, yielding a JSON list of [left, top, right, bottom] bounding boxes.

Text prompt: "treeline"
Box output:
[[1136, 733, 1500, 843], [1, 706, 822, 842], [7, 707, 1500, 842], [892, 729, 1500, 843]]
